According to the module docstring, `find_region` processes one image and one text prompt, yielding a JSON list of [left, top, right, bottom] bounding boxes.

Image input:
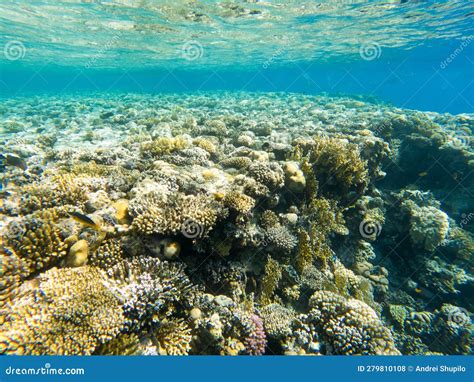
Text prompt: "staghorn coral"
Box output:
[[0, 266, 124, 355], [308, 291, 400, 355], [132, 192, 225, 238], [6, 208, 68, 276]]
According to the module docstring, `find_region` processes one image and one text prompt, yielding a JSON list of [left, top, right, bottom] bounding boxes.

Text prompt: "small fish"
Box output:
[[414, 288, 423, 294], [418, 171, 428, 177], [70, 211, 100, 230], [1, 154, 27, 171]]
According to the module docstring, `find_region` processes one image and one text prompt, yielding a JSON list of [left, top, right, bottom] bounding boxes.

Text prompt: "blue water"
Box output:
[[1, 0, 473, 113]]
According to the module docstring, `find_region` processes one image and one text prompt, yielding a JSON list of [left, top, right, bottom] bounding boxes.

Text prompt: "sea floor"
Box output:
[[0, 92, 473, 355]]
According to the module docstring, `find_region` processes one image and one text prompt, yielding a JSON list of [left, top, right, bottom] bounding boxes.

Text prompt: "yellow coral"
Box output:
[[260, 256, 282, 305], [20, 173, 90, 212], [6, 208, 68, 276], [140, 136, 189, 157], [0, 266, 124, 355], [193, 137, 217, 154], [296, 136, 369, 203], [152, 319, 192, 355], [224, 191, 255, 214]]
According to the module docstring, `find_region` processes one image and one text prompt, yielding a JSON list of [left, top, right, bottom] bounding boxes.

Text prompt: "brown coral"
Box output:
[[132, 192, 226, 238], [0, 266, 124, 355], [308, 290, 400, 355], [6, 208, 68, 276]]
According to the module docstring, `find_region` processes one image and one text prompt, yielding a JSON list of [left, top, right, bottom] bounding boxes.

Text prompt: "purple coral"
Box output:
[[244, 313, 267, 355]]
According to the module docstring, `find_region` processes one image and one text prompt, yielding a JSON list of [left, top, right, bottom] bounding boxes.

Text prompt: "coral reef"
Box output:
[[1, 92, 472, 356]]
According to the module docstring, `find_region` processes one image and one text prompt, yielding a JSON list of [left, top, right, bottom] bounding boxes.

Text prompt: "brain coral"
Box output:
[[308, 291, 400, 355], [0, 266, 124, 355]]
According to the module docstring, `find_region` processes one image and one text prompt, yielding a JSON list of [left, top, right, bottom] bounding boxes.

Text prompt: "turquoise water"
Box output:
[[1, 0, 473, 112], [0, 0, 473, 357]]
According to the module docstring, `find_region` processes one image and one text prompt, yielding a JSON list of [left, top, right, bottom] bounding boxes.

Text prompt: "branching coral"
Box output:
[[94, 333, 141, 355], [152, 318, 193, 355], [260, 303, 295, 340], [0, 247, 28, 307], [0, 266, 124, 355], [259, 256, 282, 305], [132, 192, 226, 238], [89, 239, 124, 271], [19, 173, 91, 213], [6, 208, 68, 276], [247, 162, 284, 190], [295, 136, 369, 203], [140, 136, 190, 157], [109, 257, 197, 331], [308, 291, 400, 355], [224, 191, 255, 214]]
